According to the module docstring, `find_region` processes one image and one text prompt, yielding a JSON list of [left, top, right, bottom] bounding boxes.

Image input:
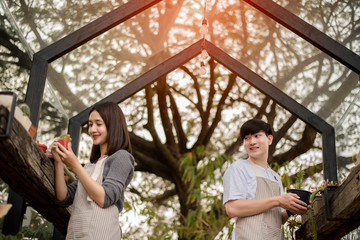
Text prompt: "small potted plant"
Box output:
[[56, 133, 72, 149], [286, 166, 312, 216]]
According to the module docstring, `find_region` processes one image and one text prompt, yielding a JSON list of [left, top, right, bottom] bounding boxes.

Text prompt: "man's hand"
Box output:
[[279, 193, 309, 215]]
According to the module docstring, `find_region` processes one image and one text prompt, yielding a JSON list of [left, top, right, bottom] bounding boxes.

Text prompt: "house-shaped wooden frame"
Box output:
[[2, 0, 359, 238]]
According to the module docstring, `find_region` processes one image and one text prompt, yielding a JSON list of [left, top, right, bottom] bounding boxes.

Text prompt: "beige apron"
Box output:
[[235, 160, 284, 240], [66, 163, 121, 240]]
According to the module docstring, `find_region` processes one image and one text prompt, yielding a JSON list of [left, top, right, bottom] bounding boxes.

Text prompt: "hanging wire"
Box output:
[[0, 0, 34, 58], [200, 0, 208, 36], [199, 0, 208, 75], [204, 0, 207, 19], [334, 75, 360, 132]]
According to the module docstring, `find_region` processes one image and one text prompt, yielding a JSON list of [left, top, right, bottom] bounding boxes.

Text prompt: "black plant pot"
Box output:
[[286, 189, 311, 216]]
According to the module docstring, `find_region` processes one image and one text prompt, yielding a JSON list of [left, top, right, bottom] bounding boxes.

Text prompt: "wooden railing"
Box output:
[[297, 155, 360, 239], [0, 105, 69, 234]]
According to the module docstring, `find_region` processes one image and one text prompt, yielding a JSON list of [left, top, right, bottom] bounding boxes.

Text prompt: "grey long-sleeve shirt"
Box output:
[[57, 149, 134, 212]]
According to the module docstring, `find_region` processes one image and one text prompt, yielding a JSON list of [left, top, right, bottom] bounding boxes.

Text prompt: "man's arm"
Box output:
[[225, 193, 308, 218]]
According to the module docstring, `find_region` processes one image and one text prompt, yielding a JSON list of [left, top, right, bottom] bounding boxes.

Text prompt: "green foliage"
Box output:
[[0, 232, 23, 240], [279, 162, 305, 190], [0, 182, 52, 240], [295, 165, 304, 189], [120, 172, 179, 239], [58, 133, 72, 141], [18, 103, 30, 117], [177, 146, 232, 239], [20, 209, 53, 240]]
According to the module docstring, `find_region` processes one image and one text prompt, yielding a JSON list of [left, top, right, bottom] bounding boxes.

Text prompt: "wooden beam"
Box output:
[[205, 40, 337, 182], [68, 39, 203, 155], [0, 106, 69, 234], [25, 54, 48, 129], [296, 163, 360, 239], [25, 0, 162, 130], [39, 0, 162, 62]]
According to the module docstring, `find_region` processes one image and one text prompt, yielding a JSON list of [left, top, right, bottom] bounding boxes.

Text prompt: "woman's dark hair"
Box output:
[[240, 118, 273, 141], [89, 101, 132, 163]]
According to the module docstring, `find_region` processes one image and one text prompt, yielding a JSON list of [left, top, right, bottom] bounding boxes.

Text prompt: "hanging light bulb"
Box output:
[[200, 61, 206, 75], [200, 19, 208, 35], [199, 0, 208, 76], [201, 49, 209, 60]]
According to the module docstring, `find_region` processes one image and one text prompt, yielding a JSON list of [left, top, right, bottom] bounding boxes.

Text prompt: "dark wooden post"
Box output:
[[2, 189, 27, 235]]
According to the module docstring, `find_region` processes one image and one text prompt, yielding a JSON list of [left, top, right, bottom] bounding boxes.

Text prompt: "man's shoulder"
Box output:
[[225, 159, 251, 174], [229, 159, 249, 168]]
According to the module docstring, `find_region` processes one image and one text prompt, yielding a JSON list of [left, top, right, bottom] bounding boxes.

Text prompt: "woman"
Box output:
[[52, 101, 134, 239]]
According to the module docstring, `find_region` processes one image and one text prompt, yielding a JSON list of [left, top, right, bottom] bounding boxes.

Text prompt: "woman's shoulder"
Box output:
[[108, 149, 134, 165]]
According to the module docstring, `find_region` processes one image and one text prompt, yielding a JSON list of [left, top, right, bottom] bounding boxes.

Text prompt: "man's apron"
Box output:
[[235, 160, 284, 240], [66, 162, 121, 240]]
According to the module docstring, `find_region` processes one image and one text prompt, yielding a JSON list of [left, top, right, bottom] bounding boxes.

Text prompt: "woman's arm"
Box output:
[[51, 143, 68, 201], [53, 142, 106, 207], [102, 151, 134, 208]]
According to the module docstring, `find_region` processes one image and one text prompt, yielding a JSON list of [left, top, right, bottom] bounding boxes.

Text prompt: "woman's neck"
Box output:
[[99, 143, 108, 159]]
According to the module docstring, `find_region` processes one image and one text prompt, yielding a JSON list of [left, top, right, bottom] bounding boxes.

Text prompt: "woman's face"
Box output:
[[88, 110, 108, 148]]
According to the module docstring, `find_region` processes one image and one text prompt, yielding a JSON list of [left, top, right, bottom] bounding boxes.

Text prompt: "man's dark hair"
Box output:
[[240, 118, 273, 141]]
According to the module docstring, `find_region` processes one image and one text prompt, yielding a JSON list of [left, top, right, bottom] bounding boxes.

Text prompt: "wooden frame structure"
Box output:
[[24, 0, 360, 189], [2, 0, 359, 238]]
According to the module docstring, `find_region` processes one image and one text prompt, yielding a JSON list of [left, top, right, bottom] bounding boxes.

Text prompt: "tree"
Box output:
[[0, 0, 359, 239]]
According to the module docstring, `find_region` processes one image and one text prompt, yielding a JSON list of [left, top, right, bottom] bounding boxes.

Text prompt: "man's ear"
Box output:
[[267, 134, 273, 145]]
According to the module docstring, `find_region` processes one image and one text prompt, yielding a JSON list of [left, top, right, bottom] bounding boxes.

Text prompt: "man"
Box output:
[[223, 118, 308, 239]]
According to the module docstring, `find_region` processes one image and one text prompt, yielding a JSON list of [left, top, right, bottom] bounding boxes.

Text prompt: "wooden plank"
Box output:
[[296, 163, 360, 239], [0, 105, 69, 234]]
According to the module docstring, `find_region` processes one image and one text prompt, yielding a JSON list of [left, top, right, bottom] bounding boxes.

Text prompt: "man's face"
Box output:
[[243, 131, 273, 161]]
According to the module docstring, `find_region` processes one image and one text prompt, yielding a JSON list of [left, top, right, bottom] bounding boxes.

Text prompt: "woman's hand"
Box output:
[[52, 142, 79, 169], [50, 142, 63, 164]]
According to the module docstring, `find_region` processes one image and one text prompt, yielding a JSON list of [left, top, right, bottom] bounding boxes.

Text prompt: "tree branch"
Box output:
[[201, 71, 237, 147], [179, 65, 204, 115], [144, 85, 179, 170], [156, 76, 179, 155], [271, 125, 317, 165], [168, 90, 188, 153]]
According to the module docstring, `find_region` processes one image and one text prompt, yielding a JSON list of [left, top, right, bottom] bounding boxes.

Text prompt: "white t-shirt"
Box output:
[[223, 159, 284, 205]]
